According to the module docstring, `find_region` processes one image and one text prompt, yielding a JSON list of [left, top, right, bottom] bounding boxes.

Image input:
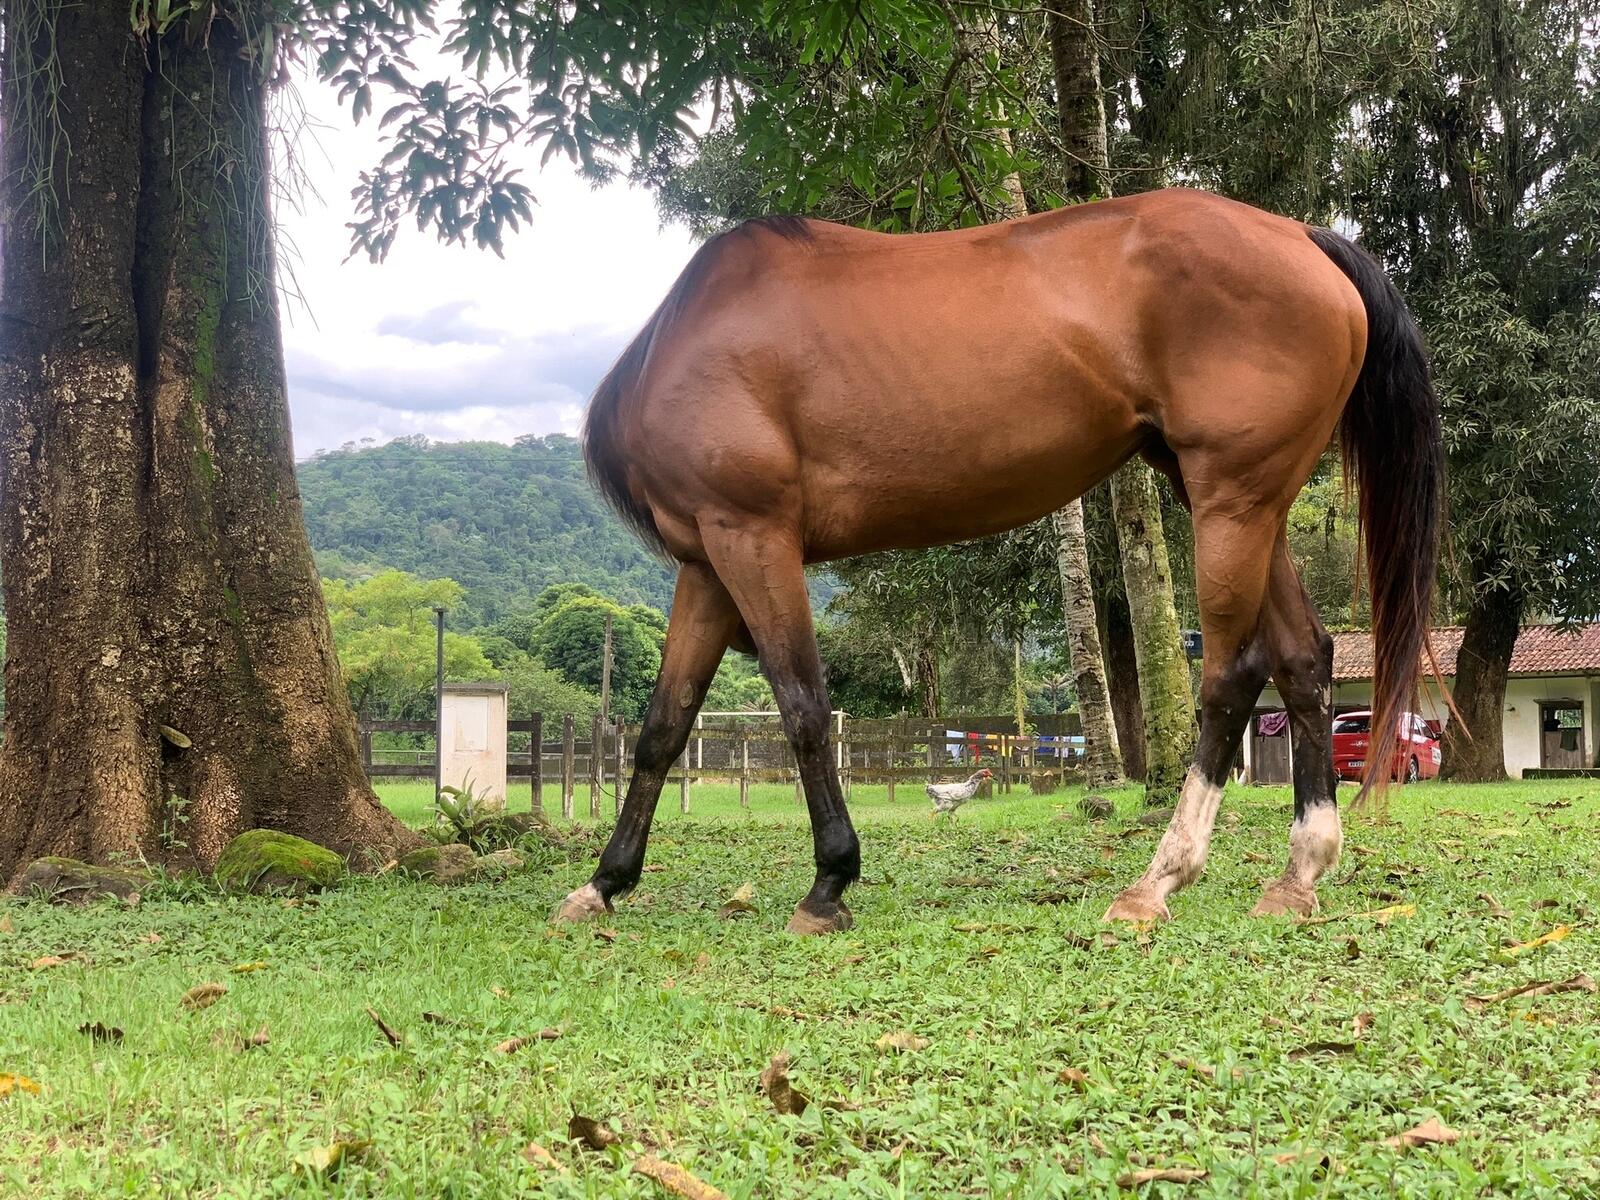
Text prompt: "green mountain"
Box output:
[[298, 435, 677, 626]]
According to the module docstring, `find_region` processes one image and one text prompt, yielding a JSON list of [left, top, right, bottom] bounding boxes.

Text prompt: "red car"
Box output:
[[1332, 710, 1442, 783]]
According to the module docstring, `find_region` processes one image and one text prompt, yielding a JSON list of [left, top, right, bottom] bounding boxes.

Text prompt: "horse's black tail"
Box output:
[[1307, 227, 1446, 800], [582, 314, 672, 560]]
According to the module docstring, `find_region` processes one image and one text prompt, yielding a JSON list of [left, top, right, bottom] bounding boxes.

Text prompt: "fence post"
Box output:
[[613, 724, 625, 817], [886, 728, 897, 803], [590, 713, 604, 819], [679, 743, 690, 813], [561, 714, 575, 819], [739, 732, 750, 809], [530, 713, 543, 814]]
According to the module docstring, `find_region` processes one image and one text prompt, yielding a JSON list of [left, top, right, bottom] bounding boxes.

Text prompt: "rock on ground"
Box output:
[[7, 857, 149, 904], [214, 830, 345, 895], [397, 843, 482, 885]]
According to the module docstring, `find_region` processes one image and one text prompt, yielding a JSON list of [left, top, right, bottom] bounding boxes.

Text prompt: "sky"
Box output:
[[276, 67, 699, 459]]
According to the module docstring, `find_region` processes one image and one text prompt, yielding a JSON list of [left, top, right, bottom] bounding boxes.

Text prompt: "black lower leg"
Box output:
[[587, 701, 699, 901], [776, 679, 860, 919], [1194, 636, 1272, 786]]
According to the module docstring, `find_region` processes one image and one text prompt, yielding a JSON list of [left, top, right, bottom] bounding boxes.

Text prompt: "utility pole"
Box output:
[[599, 612, 614, 723], [433, 605, 446, 803]]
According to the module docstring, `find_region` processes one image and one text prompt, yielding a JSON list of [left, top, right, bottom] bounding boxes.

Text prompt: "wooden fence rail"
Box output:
[[359, 712, 1086, 811]]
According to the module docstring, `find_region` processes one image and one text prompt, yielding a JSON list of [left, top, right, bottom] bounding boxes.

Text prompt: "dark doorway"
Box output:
[[1540, 703, 1586, 770]]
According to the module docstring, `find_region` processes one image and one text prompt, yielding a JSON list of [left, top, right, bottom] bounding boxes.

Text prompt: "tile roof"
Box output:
[[1329, 624, 1600, 682]]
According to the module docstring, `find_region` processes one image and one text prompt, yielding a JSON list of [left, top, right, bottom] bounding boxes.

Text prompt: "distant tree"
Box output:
[[500, 656, 603, 725], [531, 596, 665, 721], [815, 621, 915, 718], [704, 657, 776, 713], [322, 572, 494, 717]]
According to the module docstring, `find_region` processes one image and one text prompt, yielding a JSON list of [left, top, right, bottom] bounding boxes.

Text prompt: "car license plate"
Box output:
[[1349, 760, 1363, 771]]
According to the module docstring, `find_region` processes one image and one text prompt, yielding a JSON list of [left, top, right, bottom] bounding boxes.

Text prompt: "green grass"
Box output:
[[3, 778, 1598, 1197]]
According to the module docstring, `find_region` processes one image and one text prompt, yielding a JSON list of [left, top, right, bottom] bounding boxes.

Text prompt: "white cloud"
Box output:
[[276, 62, 697, 458]]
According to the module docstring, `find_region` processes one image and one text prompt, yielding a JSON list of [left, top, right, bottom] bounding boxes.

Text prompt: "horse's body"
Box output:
[[562, 189, 1442, 933]]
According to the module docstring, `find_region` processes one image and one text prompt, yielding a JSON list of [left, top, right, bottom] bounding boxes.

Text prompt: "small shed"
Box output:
[[440, 682, 509, 811]]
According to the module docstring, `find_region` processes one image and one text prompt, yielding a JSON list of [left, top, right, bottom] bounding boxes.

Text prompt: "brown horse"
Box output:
[[557, 188, 1441, 934]]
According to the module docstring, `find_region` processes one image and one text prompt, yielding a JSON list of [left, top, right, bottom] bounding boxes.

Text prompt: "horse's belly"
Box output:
[[796, 396, 1141, 561]]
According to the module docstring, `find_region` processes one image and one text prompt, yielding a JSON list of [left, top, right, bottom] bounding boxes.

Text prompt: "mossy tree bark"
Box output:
[[1110, 466, 1197, 801], [0, 3, 418, 881], [1046, 0, 1191, 799], [1051, 505, 1123, 787]]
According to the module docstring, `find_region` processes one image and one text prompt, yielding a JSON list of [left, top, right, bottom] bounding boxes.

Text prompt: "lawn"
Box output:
[[3, 777, 1597, 1197]]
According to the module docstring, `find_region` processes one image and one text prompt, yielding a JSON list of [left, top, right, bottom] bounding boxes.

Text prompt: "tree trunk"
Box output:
[[1440, 571, 1522, 782], [1046, 0, 1112, 200], [0, 6, 418, 880], [915, 644, 942, 718], [1047, 0, 1194, 801], [1101, 573, 1148, 781], [1111, 466, 1198, 801], [1052, 505, 1123, 787]]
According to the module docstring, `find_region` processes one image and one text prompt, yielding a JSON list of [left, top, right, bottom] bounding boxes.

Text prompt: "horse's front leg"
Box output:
[[553, 563, 738, 923], [701, 524, 860, 935]]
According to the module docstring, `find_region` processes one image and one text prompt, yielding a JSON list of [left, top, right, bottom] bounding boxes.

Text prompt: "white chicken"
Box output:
[[927, 769, 993, 816]]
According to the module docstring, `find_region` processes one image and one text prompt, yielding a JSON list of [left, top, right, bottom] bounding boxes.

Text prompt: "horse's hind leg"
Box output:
[[699, 523, 860, 935], [1105, 503, 1277, 922], [554, 562, 740, 923], [1251, 540, 1341, 916]]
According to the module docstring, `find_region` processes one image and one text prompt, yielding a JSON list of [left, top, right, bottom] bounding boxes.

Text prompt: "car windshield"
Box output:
[[1333, 715, 1370, 734]]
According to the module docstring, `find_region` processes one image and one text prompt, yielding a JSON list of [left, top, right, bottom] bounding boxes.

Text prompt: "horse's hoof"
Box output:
[[552, 882, 609, 924], [1250, 881, 1318, 918], [1102, 887, 1170, 923], [786, 900, 853, 936]]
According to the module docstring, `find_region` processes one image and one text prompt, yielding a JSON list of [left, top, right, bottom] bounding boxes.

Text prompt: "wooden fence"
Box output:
[[360, 712, 1086, 816]]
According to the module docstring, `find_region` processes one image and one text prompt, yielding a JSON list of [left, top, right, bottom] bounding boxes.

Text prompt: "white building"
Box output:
[[1249, 624, 1600, 781]]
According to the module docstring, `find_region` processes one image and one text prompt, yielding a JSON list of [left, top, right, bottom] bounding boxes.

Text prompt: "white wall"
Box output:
[[1257, 674, 1598, 778]]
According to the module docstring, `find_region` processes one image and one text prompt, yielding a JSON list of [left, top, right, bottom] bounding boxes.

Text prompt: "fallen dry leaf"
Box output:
[[1349, 844, 1377, 856], [1477, 892, 1511, 918], [759, 1051, 810, 1116], [180, 982, 227, 1012], [593, 927, 619, 943], [0, 1073, 41, 1098], [1383, 1117, 1460, 1151], [717, 882, 757, 920], [1288, 1040, 1357, 1059], [77, 1021, 123, 1044], [494, 1036, 530, 1055], [1300, 903, 1415, 927], [138, 932, 162, 944], [1500, 925, 1572, 958], [1116, 1166, 1208, 1187], [420, 1011, 458, 1027], [0, 914, 13, 934], [944, 874, 995, 887], [1352, 1011, 1375, 1037], [569, 1113, 621, 1151], [538, 1026, 562, 1040], [231, 961, 269, 974], [30, 953, 77, 970], [213, 1022, 271, 1052], [522, 1142, 567, 1172], [1466, 973, 1596, 1007], [364, 1006, 402, 1047], [874, 1030, 930, 1053], [1057, 1066, 1093, 1091], [1530, 898, 1560, 912], [1345, 937, 1361, 960], [1243, 851, 1271, 864], [1271, 1149, 1335, 1171], [292, 1139, 371, 1178], [634, 1154, 727, 1200]]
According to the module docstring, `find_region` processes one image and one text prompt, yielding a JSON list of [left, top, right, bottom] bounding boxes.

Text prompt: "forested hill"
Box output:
[[298, 435, 676, 625]]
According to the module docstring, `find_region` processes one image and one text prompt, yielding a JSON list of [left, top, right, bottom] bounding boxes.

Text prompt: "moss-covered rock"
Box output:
[[8, 857, 148, 904], [397, 843, 481, 885], [214, 830, 344, 895]]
